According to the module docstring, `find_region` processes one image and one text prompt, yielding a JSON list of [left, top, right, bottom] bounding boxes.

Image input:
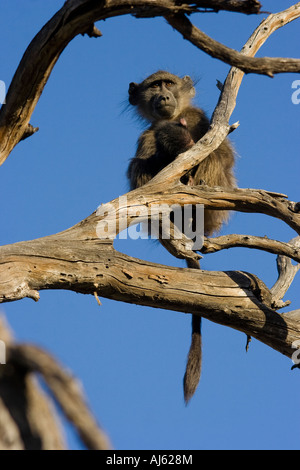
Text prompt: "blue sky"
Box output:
[[0, 0, 299, 450]]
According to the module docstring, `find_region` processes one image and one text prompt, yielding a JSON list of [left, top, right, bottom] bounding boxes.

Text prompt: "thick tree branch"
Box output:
[[0, 183, 300, 361], [0, 1, 299, 393], [0, 318, 66, 450], [0, 232, 299, 360], [119, 184, 300, 269], [7, 344, 112, 450], [0, 0, 295, 166], [0, 0, 260, 166], [0, 317, 111, 450], [124, 185, 300, 235], [1, 184, 299, 302]]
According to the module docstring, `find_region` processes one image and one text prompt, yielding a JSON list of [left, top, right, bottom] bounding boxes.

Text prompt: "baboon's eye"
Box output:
[[165, 81, 174, 88], [150, 81, 160, 89]]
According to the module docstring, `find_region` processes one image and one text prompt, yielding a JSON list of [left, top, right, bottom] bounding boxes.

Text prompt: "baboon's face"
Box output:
[[140, 78, 178, 120], [128, 71, 195, 123]]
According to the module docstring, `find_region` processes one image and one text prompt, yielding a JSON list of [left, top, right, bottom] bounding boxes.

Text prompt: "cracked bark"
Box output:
[[0, 0, 300, 450]]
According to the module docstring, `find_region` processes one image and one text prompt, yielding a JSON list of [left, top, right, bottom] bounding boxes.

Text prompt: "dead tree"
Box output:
[[0, 0, 300, 449]]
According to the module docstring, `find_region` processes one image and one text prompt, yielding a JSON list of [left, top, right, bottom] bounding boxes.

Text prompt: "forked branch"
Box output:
[[154, 2, 300, 183], [0, 183, 299, 360], [165, 4, 300, 76], [0, 1, 298, 165], [0, 3, 299, 369], [271, 237, 300, 308]]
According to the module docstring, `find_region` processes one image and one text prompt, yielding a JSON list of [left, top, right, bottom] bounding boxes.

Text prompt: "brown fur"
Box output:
[[127, 71, 236, 402]]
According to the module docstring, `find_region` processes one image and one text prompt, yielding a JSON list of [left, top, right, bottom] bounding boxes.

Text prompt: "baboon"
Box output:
[[127, 71, 236, 403]]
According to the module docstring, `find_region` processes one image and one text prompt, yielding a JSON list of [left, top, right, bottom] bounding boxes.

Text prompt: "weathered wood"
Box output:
[[202, 234, 300, 264], [0, 190, 299, 359], [166, 4, 300, 76], [271, 237, 300, 306], [175, 0, 262, 14], [0, 1, 299, 392], [0, 319, 66, 450], [0, 318, 111, 450], [0, 1, 298, 166], [0, 0, 260, 166], [7, 343, 112, 450]]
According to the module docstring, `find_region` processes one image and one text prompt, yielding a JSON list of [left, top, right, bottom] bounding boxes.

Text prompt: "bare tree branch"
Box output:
[[201, 234, 300, 264], [271, 237, 300, 309], [0, 2, 299, 415], [156, 2, 300, 184], [0, 0, 296, 166], [7, 343, 112, 450], [283, 309, 300, 323], [165, 4, 300, 76], [0, 231, 299, 359], [0, 182, 299, 361], [0, 316, 111, 450], [179, 0, 262, 14], [129, 184, 300, 235], [0, 317, 66, 450]]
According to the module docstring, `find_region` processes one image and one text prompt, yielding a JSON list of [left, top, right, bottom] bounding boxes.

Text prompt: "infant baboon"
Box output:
[[127, 71, 236, 402]]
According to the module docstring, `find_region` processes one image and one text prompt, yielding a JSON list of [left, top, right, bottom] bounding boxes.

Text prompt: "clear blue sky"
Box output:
[[1, 0, 299, 450]]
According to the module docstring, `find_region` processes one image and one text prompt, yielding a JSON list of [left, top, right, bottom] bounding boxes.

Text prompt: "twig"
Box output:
[[20, 123, 39, 142], [81, 24, 102, 38], [94, 291, 102, 306], [246, 335, 252, 352]]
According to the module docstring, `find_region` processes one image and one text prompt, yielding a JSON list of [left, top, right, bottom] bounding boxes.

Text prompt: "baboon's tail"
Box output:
[[183, 315, 202, 404], [183, 258, 202, 404]]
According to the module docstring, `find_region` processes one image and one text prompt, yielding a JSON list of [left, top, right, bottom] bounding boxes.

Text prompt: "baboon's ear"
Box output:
[[128, 82, 140, 106], [182, 75, 195, 97]]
